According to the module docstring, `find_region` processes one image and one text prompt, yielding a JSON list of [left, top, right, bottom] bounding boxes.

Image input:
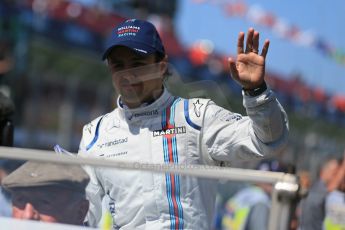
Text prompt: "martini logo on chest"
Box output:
[[153, 126, 186, 137]]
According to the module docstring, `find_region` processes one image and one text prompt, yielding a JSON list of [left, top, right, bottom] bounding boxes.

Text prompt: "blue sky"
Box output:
[[175, 0, 345, 96]]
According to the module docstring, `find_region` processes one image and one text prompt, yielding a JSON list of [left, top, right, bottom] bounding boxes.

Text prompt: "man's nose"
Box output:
[[116, 70, 139, 83], [22, 203, 40, 220]]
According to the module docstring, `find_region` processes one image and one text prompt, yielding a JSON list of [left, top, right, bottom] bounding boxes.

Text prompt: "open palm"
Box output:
[[229, 28, 269, 90]]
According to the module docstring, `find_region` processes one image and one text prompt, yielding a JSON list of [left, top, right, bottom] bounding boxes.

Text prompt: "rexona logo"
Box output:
[[128, 110, 159, 120], [153, 126, 186, 137]]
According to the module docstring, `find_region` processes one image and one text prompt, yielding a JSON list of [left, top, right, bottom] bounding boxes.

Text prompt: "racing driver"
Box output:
[[78, 19, 289, 229]]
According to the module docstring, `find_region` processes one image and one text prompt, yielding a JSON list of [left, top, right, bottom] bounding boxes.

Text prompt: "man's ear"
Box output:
[[159, 55, 168, 75]]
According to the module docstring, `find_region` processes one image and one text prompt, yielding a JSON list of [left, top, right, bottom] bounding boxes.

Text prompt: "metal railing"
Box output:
[[0, 146, 300, 230]]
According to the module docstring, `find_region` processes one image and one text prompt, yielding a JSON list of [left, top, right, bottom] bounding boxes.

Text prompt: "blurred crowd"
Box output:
[[213, 157, 345, 230]]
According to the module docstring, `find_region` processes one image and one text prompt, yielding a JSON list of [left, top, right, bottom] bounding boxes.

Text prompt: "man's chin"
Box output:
[[120, 85, 140, 94], [120, 93, 144, 106]]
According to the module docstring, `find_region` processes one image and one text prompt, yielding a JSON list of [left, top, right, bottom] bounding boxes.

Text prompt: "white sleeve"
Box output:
[[78, 127, 105, 227], [202, 88, 289, 162], [82, 165, 105, 227]]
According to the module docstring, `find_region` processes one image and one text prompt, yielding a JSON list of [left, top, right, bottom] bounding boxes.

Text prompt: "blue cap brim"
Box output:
[[102, 40, 158, 60]]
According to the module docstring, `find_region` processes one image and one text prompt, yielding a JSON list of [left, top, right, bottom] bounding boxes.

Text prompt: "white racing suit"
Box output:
[[78, 88, 289, 229]]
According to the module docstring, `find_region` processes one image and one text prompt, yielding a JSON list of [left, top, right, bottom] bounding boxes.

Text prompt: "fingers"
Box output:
[[237, 32, 244, 54], [252, 31, 259, 54], [245, 28, 254, 53], [241, 28, 268, 57], [261, 39, 270, 58]]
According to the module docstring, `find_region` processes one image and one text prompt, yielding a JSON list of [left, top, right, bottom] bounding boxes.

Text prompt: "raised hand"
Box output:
[[229, 28, 269, 90]]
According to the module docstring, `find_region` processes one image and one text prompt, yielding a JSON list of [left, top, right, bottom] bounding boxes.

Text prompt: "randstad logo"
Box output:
[[153, 126, 186, 137], [97, 137, 128, 149]]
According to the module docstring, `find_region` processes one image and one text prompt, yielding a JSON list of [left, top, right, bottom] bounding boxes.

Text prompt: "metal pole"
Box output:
[[0, 146, 297, 184], [268, 176, 299, 230]]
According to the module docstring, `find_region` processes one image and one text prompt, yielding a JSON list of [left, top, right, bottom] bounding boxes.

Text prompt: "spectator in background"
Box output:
[[2, 161, 89, 225], [221, 159, 289, 230], [289, 170, 311, 229], [297, 170, 311, 197], [323, 155, 345, 230], [0, 160, 23, 217], [299, 155, 345, 230]]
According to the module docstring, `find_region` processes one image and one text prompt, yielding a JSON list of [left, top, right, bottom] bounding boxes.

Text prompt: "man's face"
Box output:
[[11, 186, 88, 225], [321, 159, 339, 183], [107, 46, 166, 108]]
